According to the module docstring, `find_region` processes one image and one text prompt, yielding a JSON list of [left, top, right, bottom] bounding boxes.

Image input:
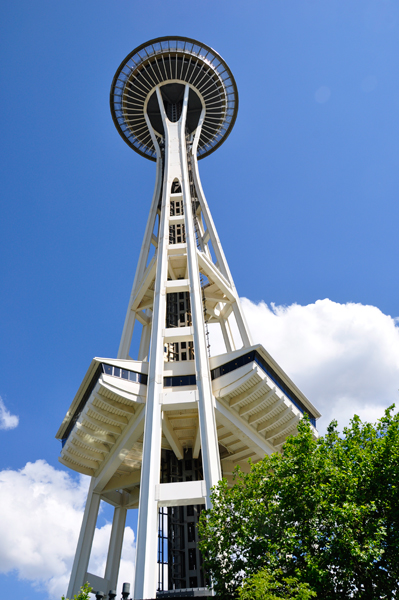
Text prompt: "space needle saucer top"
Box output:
[[110, 36, 239, 161]]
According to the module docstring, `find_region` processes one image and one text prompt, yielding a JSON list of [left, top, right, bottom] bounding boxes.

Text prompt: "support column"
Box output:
[[133, 88, 173, 600], [118, 159, 162, 359], [138, 310, 152, 361], [104, 505, 127, 591], [179, 85, 222, 500], [67, 480, 101, 598], [220, 317, 233, 353], [191, 155, 253, 348], [133, 82, 224, 598]]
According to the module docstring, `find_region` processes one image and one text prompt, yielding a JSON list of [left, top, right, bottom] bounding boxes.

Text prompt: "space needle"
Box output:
[[57, 37, 320, 600]]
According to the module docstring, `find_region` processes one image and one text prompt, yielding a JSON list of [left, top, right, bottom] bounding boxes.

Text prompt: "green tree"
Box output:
[[61, 582, 92, 600], [238, 568, 316, 600], [198, 407, 399, 599]]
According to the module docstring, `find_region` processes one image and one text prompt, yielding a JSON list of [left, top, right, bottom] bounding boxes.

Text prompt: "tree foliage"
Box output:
[[198, 408, 399, 599], [238, 568, 316, 600], [61, 582, 92, 600]]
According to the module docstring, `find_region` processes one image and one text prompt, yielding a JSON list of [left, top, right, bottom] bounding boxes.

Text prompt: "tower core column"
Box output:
[[134, 81, 223, 599]]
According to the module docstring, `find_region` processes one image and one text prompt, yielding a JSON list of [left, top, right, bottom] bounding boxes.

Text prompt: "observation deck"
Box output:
[[110, 36, 238, 160], [56, 345, 319, 486]]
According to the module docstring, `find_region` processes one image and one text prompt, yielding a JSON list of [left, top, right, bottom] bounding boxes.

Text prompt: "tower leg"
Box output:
[[104, 505, 127, 591], [133, 83, 223, 598], [133, 390, 163, 600], [138, 317, 152, 361], [117, 159, 162, 360], [134, 100, 168, 598], [180, 87, 222, 500], [232, 303, 252, 348], [190, 157, 253, 349], [67, 479, 101, 598], [220, 318, 233, 353]]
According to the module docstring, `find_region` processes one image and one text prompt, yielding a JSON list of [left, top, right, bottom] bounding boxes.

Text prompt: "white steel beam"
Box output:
[[162, 413, 184, 460], [134, 87, 184, 600], [165, 278, 190, 293], [219, 317, 233, 353], [163, 325, 193, 342], [138, 312, 152, 361], [155, 480, 206, 506], [180, 85, 222, 502], [136, 310, 151, 326], [197, 252, 235, 302], [102, 470, 141, 493], [257, 405, 295, 433], [62, 448, 99, 471], [190, 153, 252, 348], [229, 375, 267, 407], [265, 415, 300, 441], [84, 573, 110, 596], [76, 423, 116, 445], [95, 394, 136, 416], [226, 447, 257, 462], [161, 389, 198, 411], [90, 403, 128, 426], [93, 407, 145, 493], [58, 456, 94, 477], [248, 397, 284, 425], [118, 157, 161, 359], [67, 480, 101, 598], [104, 503, 127, 591], [239, 388, 276, 417], [131, 256, 157, 311], [214, 364, 260, 399], [215, 399, 274, 456], [193, 423, 201, 459]]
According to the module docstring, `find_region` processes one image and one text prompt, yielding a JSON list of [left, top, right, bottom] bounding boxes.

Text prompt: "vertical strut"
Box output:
[[187, 141, 211, 358], [134, 84, 221, 599]]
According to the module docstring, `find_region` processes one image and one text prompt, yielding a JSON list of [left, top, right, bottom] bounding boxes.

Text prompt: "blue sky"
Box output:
[[1, 1, 399, 598]]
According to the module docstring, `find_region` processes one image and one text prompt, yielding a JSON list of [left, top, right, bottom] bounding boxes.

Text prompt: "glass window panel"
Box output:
[[188, 548, 196, 570], [187, 522, 195, 543], [139, 373, 148, 385]]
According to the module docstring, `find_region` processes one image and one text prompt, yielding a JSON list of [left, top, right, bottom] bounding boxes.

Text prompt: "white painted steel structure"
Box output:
[[57, 38, 321, 600]]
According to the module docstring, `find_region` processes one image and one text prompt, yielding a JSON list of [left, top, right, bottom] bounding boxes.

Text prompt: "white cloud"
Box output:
[[0, 396, 19, 430], [210, 298, 399, 432], [0, 460, 135, 599]]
